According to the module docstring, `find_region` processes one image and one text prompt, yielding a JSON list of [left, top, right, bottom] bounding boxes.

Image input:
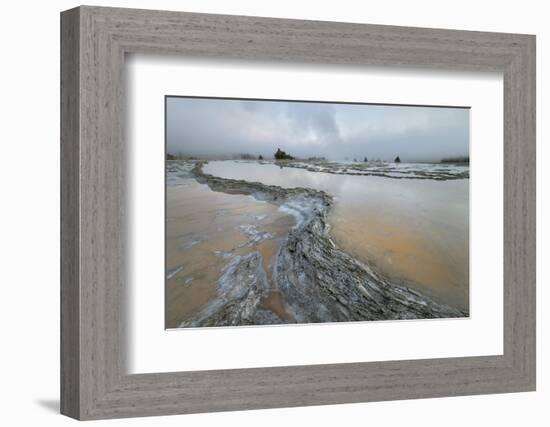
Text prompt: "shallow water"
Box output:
[[165, 169, 294, 328], [203, 161, 469, 311]]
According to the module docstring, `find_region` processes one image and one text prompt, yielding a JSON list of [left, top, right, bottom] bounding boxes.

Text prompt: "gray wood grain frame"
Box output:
[[60, 5, 536, 420]]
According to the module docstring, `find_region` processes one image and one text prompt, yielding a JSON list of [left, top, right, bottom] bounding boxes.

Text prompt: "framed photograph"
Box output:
[[60, 6, 536, 420], [164, 96, 470, 329]]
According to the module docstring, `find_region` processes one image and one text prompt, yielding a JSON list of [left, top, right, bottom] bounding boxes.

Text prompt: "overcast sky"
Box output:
[[166, 97, 469, 162]]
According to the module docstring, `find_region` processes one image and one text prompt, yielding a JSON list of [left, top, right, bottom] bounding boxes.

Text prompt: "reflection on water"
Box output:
[[204, 161, 469, 311]]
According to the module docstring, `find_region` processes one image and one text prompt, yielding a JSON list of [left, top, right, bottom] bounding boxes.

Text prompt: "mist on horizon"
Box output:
[[166, 96, 469, 162]]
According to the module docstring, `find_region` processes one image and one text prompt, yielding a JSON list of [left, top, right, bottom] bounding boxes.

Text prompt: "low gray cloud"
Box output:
[[166, 97, 469, 162]]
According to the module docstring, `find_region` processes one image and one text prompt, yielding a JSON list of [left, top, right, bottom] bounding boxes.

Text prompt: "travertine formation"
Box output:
[[180, 162, 466, 327]]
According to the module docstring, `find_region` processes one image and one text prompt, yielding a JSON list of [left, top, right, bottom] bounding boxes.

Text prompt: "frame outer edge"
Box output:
[[519, 34, 536, 389], [60, 6, 537, 420], [527, 35, 536, 390], [60, 6, 82, 420], [502, 34, 536, 391]]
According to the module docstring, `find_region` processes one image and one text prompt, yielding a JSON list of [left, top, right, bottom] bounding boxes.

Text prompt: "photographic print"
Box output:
[[165, 96, 470, 329]]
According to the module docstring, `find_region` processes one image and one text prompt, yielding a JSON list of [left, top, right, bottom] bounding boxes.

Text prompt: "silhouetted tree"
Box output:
[[274, 148, 294, 160], [258, 155, 263, 160], [364, 157, 368, 162], [394, 156, 401, 163]]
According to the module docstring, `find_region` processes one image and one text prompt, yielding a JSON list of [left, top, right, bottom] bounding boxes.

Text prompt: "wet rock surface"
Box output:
[[180, 252, 284, 327], [181, 162, 466, 327]]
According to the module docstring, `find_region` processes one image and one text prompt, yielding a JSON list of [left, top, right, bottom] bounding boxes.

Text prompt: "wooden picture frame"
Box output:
[[60, 5, 536, 420]]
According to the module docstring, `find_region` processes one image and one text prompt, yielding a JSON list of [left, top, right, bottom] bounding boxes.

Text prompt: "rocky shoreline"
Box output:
[[180, 162, 467, 327]]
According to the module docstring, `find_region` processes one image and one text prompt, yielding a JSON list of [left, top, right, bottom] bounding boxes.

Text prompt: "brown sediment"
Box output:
[[329, 215, 469, 311], [261, 291, 294, 322], [254, 225, 296, 322], [166, 272, 217, 328], [165, 181, 293, 328]]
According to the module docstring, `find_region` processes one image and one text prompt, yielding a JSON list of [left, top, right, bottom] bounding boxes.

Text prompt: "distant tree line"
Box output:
[[167, 150, 419, 164], [166, 153, 198, 160], [237, 153, 256, 160], [441, 156, 469, 164]]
